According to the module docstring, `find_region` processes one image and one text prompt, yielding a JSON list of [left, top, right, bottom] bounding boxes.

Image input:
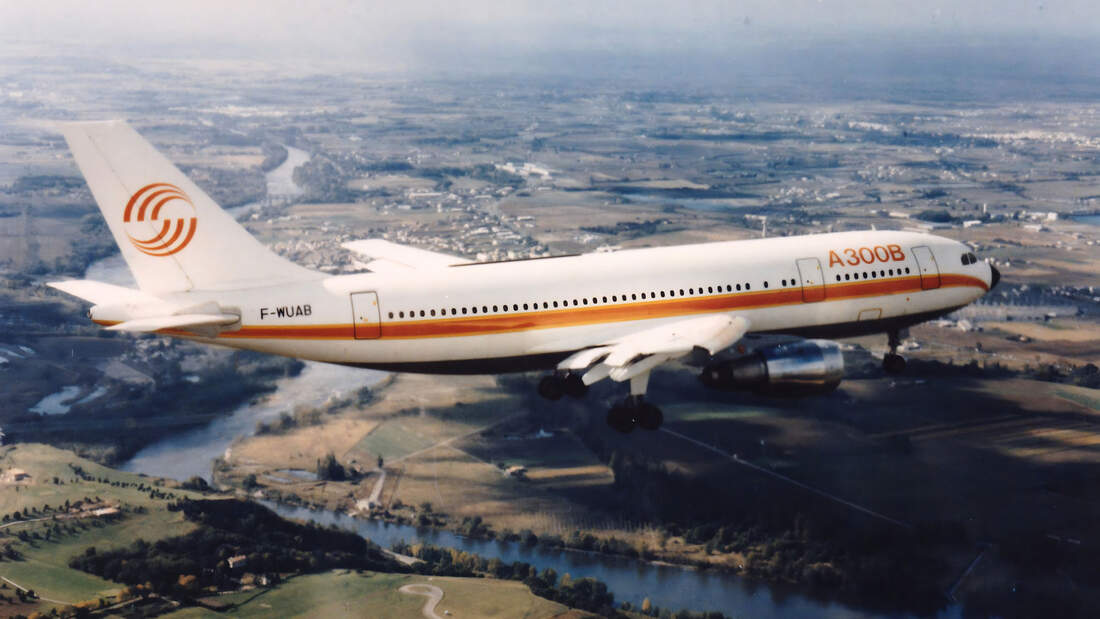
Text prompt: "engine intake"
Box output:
[[700, 339, 845, 396]]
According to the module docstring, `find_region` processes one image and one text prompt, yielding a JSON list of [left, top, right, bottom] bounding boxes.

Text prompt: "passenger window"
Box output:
[[462, 307, 467, 314], [553, 301, 558, 308], [735, 284, 741, 291], [399, 311, 405, 318], [523, 303, 529, 310], [745, 283, 751, 290], [471, 307, 477, 314], [388, 312, 394, 319], [431, 309, 436, 316], [845, 273, 851, 281], [763, 281, 769, 288], [602, 296, 608, 303]]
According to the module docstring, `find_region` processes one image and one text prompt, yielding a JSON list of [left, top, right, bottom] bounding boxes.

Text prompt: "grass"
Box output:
[[160, 571, 570, 619], [351, 422, 437, 461], [0, 444, 205, 606], [1056, 386, 1100, 413]]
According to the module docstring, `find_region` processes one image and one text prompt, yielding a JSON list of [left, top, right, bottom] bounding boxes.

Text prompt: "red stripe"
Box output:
[[133, 219, 184, 254], [129, 219, 172, 245], [137, 188, 181, 222], [150, 192, 187, 220], [123, 183, 174, 222]]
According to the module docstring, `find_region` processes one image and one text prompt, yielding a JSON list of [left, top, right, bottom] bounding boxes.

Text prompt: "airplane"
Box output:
[[49, 121, 999, 433]]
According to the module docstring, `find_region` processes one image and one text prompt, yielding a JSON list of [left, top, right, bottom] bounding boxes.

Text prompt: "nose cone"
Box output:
[[989, 263, 1000, 291]]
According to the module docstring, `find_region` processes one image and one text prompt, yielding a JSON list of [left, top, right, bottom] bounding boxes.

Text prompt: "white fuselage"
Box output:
[[117, 230, 992, 373]]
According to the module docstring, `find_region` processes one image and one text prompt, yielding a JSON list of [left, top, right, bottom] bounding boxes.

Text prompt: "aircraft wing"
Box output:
[[554, 314, 751, 386], [48, 279, 163, 307], [342, 239, 471, 272]]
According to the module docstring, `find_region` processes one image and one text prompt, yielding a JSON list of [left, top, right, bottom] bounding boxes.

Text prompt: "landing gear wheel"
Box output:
[[637, 403, 664, 431], [606, 404, 637, 434], [883, 352, 906, 375], [562, 373, 588, 399], [537, 375, 564, 400]]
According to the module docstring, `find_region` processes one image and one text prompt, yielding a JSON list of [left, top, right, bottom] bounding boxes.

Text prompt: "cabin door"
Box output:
[[351, 292, 382, 339], [911, 246, 941, 290], [796, 257, 826, 302]]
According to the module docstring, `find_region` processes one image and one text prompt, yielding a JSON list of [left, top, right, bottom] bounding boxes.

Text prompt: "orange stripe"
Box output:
[[92, 274, 988, 341]]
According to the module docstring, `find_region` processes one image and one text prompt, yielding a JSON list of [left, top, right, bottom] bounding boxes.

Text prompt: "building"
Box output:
[[227, 555, 248, 570], [3, 468, 29, 482]]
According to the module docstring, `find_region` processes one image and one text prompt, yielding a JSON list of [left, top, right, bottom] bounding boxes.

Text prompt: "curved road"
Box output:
[[399, 583, 444, 619]]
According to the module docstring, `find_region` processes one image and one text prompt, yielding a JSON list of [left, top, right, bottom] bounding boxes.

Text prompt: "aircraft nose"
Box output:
[[989, 263, 1000, 290]]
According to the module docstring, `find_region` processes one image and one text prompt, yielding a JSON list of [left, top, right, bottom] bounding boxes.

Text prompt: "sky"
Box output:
[[2, 1, 1100, 89], [3, 1, 1098, 58]]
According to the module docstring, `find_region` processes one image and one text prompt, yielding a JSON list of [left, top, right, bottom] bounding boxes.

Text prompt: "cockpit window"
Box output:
[[961, 252, 977, 265]]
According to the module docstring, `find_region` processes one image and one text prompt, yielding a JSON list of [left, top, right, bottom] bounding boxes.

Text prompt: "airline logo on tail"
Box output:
[[123, 182, 197, 256]]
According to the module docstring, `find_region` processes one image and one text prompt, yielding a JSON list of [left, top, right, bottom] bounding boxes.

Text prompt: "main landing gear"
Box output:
[[883, 329, 907, 375], [537, 373, 587, 401], [537, 369, 665, 434]]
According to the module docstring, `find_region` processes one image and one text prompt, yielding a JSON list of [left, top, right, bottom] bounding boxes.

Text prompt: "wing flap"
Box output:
[[556, 314, 752, 385]]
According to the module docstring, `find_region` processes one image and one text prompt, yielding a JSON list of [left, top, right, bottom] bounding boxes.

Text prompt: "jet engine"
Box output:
[[700, 339, 845, 396]]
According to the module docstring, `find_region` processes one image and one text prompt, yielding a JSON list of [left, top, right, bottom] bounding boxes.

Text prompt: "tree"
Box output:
[[315, 453, 346, 481]]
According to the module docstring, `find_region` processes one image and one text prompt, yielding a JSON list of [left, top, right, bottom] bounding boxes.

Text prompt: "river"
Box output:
[[119, 362, 384, 481], [265, 502, 884, 618]]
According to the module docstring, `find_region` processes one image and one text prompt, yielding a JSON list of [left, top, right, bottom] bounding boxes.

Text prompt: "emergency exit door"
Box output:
[[351, 292, 381, 339], [796, 257, 826, 302], [911, 246, 941, 290]]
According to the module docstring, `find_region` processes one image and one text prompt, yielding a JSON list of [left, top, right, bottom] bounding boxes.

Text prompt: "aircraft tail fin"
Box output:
[[59, 121, 319, 293]]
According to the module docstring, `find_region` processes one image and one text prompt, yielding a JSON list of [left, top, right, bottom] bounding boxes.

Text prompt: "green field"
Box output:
[[351, 422, 437, 460], [0, 444, 205, 608], [162, 571, 572, 619], [1057, 386, 1100, 412]]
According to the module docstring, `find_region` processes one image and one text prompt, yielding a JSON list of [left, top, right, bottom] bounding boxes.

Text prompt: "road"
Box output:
[[1, 575, 72, 605], [399, 583, 445, 619]]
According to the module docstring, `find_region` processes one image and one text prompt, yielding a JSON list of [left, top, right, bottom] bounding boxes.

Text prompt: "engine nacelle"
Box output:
[[699, 339, 845, 396]]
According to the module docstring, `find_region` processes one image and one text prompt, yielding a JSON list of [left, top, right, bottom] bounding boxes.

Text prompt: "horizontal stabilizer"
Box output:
[[106, 313, 239, 333], [343, 239, 470, 271]]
